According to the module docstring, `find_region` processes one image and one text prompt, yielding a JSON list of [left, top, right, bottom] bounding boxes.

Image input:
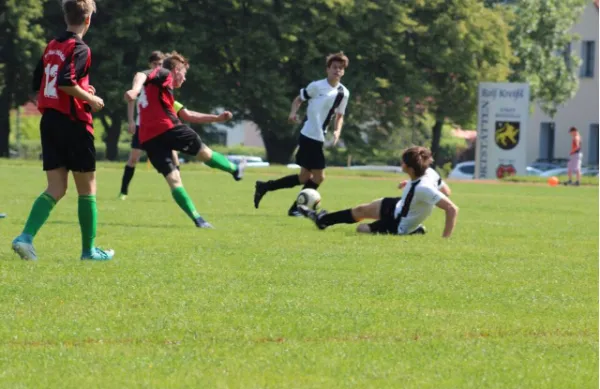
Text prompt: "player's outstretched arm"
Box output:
[[435, 197, 459, 238], [288, 95, 303, 123], [179, 108, 232, 124], [124, 72, 148, 102]]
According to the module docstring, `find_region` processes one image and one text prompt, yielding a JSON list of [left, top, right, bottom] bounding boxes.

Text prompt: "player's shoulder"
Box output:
[[415, 178, 439, 194], [339, 82, 350, 95]]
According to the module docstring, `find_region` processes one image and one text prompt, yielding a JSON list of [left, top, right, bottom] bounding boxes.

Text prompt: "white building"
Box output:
[[527, 0, 599, 166]]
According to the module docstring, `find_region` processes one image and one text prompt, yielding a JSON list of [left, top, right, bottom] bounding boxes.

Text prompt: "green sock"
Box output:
[[172, 186, 201, 221], [205, 151, 236, 174], [78, 195, 97, 253], [22, 192, 57, 237]]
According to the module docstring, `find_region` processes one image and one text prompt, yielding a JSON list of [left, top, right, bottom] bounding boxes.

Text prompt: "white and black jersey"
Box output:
[[423, 167, 446, 190], [393, 178, 447, 235], [299, 79, 350, 142]]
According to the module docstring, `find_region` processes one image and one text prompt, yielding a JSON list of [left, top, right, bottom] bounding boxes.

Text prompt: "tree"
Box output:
[[404, 0, 513, 164], [498, 0, 588, 118], [0, 0, 47, 157]]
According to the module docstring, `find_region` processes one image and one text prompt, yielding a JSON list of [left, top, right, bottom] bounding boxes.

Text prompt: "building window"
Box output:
[[589, 124, 599, 166], [539, 122, 555, 161], [580, 41, 595, 78]]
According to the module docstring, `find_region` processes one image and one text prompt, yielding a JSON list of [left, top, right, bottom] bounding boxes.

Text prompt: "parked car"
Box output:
[[226, 155, 270, 168], [448, 161, 475, 180]]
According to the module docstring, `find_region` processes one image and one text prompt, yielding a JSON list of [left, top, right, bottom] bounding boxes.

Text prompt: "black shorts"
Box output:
[[142, 125, 204, 176], [295, 134, 325, 170], [131, 126, 141, 149], [368, 197, 401, 234], [40, 109, 96, 172]]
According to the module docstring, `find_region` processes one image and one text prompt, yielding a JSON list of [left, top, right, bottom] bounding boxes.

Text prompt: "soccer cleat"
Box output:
[[288, 202, 302, 217], [254, 181, 267, 209], [12, 234, 37, 261], [575, 181, 580, 186], [233, 159, 247, 181], [194, 216, 214, 229], [118, 193, 127, 200], [409, 225, 427, 235], [0, 213, 6, 218], [563, 180, 572, 186], [297, 205, 328, 230], [81, 247, 115, 261]]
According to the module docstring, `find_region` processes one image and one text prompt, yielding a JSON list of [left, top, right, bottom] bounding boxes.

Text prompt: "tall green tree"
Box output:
[[404, 0, 512, 164], [497, 0, 588, 118], [0, 0, 47, 157]]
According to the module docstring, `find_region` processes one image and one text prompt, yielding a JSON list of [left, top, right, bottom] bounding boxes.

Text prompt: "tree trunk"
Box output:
[[0, 90, 10, 158], [100, 114, 122, 161], [430, 114, 444, 168], [261, 130, 298, 164]]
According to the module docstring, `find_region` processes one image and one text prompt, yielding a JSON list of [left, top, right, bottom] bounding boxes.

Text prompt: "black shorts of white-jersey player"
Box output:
[[298, 146, 459, 238], [254, 52, 350, 216]]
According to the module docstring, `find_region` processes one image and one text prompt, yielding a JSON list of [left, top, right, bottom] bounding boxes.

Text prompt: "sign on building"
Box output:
[[475, 82, 530, 179]]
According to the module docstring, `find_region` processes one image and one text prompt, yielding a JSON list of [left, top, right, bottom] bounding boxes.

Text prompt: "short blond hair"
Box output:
[[326, 52, 349, 68], [163, 51, 189, 71], [62, 0, 96, 25]]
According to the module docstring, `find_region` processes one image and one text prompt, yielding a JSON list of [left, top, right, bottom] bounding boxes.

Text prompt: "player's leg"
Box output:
[[285, 136, 326, 215], [71, 129, 114, 261], [575, 153, 582, 185], [12, 112, 67, 260], [255, 135, 323, 210], [565, 154, 575, 185], [12, 169, 68, 260], [145, 130, 212, 228], [119, 127, 143, 199], [287, 168, 325, 216], [299, 198, 384, 230]]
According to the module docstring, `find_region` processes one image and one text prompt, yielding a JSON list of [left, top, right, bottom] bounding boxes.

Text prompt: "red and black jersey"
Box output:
[[33, 31, 93, 134], [137, 67, 181, 143]]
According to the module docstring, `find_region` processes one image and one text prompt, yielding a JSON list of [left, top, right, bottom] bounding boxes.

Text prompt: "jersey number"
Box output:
[[137, 88, 149, 109], [43, 64, 59, 98]]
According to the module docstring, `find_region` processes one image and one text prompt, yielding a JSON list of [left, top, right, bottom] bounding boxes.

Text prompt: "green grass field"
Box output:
[[0, 161, 598, 389]]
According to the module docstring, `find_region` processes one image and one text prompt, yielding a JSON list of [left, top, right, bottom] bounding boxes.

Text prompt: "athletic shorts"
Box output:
[[131, 126, 141, 150], [40, 109, 96, 172], [568, 152, 583, 171], [295, 134, 325, 170], [367, 197, 401, 234], [142, 125, 204, 176]]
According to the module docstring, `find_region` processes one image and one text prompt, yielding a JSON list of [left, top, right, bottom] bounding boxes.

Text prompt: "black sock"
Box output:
[[265, 174, 301, 191], [289, 180, 320, 212], [120, 165, 135, 195], [303, 179, 320, 190], [320, 209, 356, 227]]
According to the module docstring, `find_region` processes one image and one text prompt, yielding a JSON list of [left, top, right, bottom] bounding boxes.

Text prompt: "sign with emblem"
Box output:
[[475, 82, 530, 179]]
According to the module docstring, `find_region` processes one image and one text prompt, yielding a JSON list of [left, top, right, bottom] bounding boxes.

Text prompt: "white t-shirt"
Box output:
[[423, 167, 446, 189], [394, 177, 447, 235], [299, 79, 350, 142]]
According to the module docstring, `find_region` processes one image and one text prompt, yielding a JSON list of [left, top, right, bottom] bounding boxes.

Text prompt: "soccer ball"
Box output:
[[297, 188, 321, 210]]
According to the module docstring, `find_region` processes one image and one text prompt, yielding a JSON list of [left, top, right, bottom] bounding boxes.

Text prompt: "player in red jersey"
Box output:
[[11, 0, 114, 261], [124, 51, 246, 228]]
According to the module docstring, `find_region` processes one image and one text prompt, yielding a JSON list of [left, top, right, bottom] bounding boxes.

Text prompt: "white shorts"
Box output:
[[568, 152, 582, 171]]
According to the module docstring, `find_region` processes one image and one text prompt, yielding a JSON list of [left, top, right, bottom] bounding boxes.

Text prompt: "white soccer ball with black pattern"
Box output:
[[297, 188, 321, 210]]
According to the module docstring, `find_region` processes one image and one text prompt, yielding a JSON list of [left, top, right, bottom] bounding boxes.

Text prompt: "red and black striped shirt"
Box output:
[[33, 31, 93, 134], [137, 68, 181, 143]]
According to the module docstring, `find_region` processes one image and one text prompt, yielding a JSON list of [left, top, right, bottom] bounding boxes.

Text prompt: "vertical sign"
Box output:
[[475, 82, 530, 179]]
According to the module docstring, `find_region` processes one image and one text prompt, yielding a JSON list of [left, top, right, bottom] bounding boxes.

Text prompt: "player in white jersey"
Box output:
[[298, 146, 459, 238], [253, 52, 351, 216], [399, 167, 451, 197]]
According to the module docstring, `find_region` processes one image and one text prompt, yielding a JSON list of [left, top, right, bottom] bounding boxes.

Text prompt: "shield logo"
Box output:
[[495, 121, 520, 150], [496, 164, 516, 179]]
